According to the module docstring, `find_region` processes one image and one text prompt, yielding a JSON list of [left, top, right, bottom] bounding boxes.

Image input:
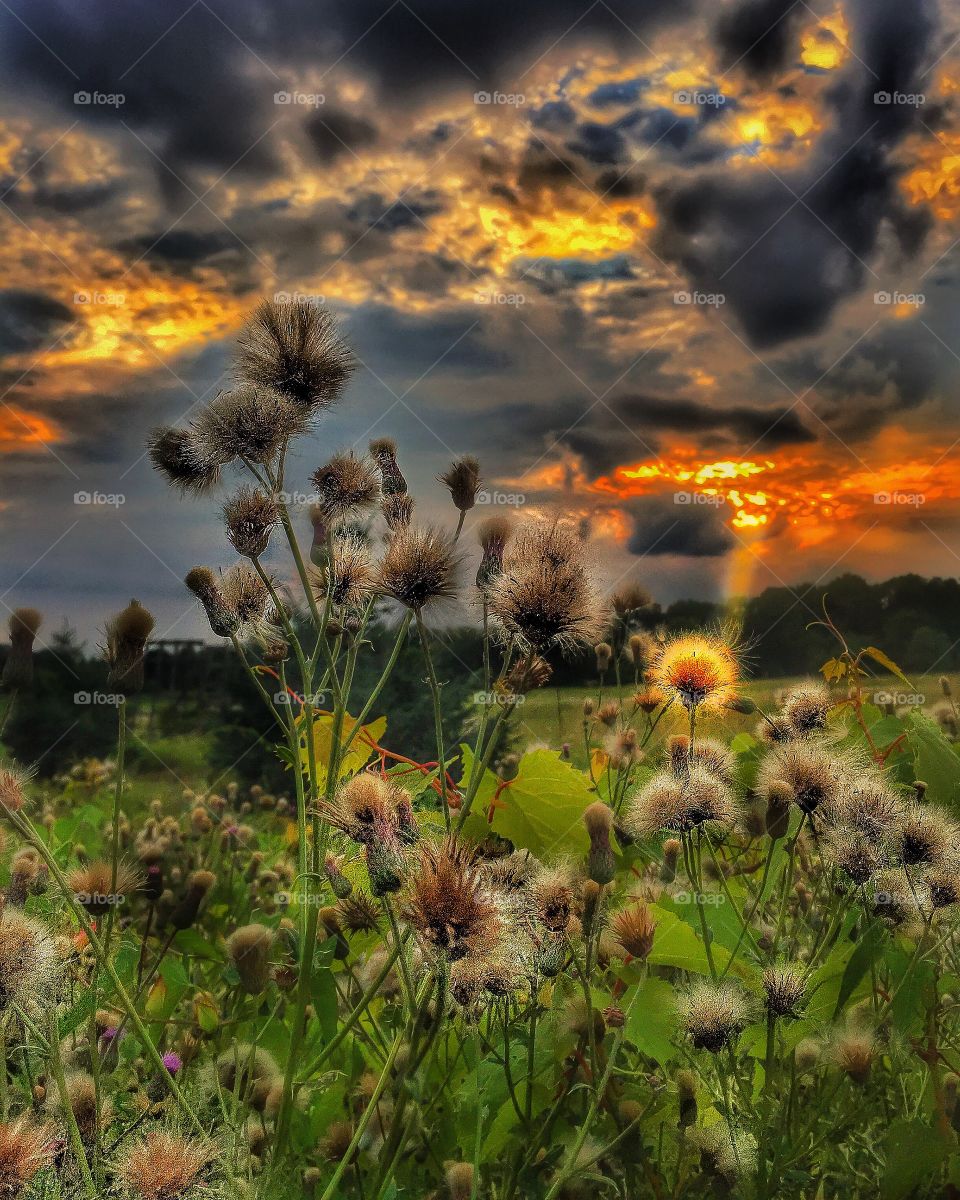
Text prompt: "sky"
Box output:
[[0, 0, 958, 645]]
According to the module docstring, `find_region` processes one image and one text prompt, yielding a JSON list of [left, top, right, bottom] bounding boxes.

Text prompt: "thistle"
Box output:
[[583, 802, 616, 885], [185, 568, 240, 638], [105, 600, 154, 691], [0, 1115, 54, 1197], [756, 742, 844, 817], [680, 981, 752, 1052], [649, 631, 740, 712], [227, 923, 275, 993], [192, 382, 304, 465], [438, 455, 481, 514], [118, 1129, 215, 1200], [0, 911, 58, 1013], [1, 609, 42, 691], [376, 525, 460, 612], [781, 682, 831, 737], [311, 452, 381, 525], [626, 766, 737, 838], [148, 426, 221, 494], [401, 838, 501, 963], [222, 486, 280, 558], [763, 964, 806, 1018], [369, 437, 407, 495], [475, 515, 512, 593], [610, 901, 656, 960]]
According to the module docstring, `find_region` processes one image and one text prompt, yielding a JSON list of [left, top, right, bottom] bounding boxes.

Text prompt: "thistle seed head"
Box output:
[[781, 682, 831, 738], [369, 437, 407, 496], [2, 609, 42, 691], [376, 525, 460, 612], [680, 982, 752, 1052], [118, 1129, 215, 1200], [148, 426, 221, 494], [185, 568, 240, 638], [227, 923, 274, 994], [310, 453, 381, 525], [222, 486, 280, 559], [192, 383, 305, 466], [104, 600, 154, 692], [437, 456, 481, 513]]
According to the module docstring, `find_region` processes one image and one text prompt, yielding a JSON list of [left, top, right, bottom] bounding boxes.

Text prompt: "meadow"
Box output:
[[0, 297, 958, 1200]]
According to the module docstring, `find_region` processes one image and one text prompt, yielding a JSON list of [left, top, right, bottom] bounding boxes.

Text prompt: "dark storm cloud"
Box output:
[[306, 109, 379, 163], [122, 229, 245, 264], [0, 290, 75, 357], [625, 494, 735, 557], [344, 192, 444, 232], [589, 78, 647, 107], [715, 0, 813, 77], [655, 0, 939, 347], [567, 121, 627, 164]]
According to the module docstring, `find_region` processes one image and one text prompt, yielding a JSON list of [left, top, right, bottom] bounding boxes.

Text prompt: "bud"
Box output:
[[168, 870, 215, 930], [227, 924, 274, 993], [369, 438, 407, 496], [765, 781, 792, 841], [323, 853, 353, 900], [676, 1069, 697, 1127], [438, 456, 481, 513], [582, 698, 595, 719], [603, 1004, 625, 1029], [660, 838, 680, 883], [186, 568, 240, 638], [595, 642, 613, 673], [583, 802, 616, 885], [445, 1162, 474, 1200], [2, 608, 42, 691], [725, 695, 756, 715], [105, 600, 154, 691]]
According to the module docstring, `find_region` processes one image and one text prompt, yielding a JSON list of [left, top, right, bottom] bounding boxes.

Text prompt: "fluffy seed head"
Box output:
[[0, 1115, 54, 1197], [627, 766, 737, 838], [756, 742, 843, 816], [824, 828, 883, 885], [897, 803, 953, 866], [168, 870, 216, 930], [2, 609, 42, 691], [610, 902, 656, 960], [832, 1029, 875, 1085], [220, 563, 270, 627], [401, 839, 500, 963], [487, 523, 606, 654], [377, 525, 460, 611], [227, 924, 274, 993], [762, 965, 806, 1017], [68, 860, 142, 914], [610, 582, 652, 619], [236, 297, 354, 410], [649, 632, 739, 712], [311, 453, 381, 524], [47, 1072, 103, 1142], [476, 515, 513, 592], [314, 534, 374, 611], [222, 486, 280, 558], [680, 982, 752, 1052], [381, 493, 414, 533], [781, 683, 831, 738], [118, 1129, 215, 1200], [369, 437, 407, 496], [532, 867, 574, 933], [0, 765, 30, 814], [105, 600, 154, 691], [185, 568, 240, 638], [826, 775, 903, 845], [438, 456, 481, 512], [192, 383, 304, 465], [148, 427, 220, 494], [669, 736, 736, 784]]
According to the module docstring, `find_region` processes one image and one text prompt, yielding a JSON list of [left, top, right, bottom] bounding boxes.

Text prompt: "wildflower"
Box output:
[[185, 568, 240, 638], [369, 437, 407, 496], [583, 802, 616, 885], [337, 893, 380, 934], [824, 829, 884, 885], [595, 642, 613, 673], [928, 863, 960, 909], [832, 1028, 875, 1085], [649, 632, 739, 712], [897, 803, 953, 867], [319, 776, 408, 896], [46, 1072, 104, 1143], [191, 382, 303, 466], [503, 654, 552, 696], [401, 839, 501, 963], [310, 452, 381, 525], [531, 867, 574, 934], [7, 849, 42, 907], [438, 455, 481, 513], [633, 686, 663, 713], [596, 700, 620, 727], [607, 726, 642, 770], [161, 1052, 182, 1075], [827, 775, 903, 847], [610, 901, 656, 960], [222, 486, 280, 559], [236, 296, 354, 411], [220, 563, 270, 627], [0, 764, 30, 814], [0, 912, 58, 1012], [756, 714, 791, 744], [105, 600, 154, 691], [687, 1124, 757, 1183], [118, 1130, 214, 1200], [216, 1045, 281, 1110], [668, 735, 735, 784], [148, 426, 221, 494], [0, 1115, 54, 1197], [626, 766, 737, 838], [756, 742, 844, 817], [377, 525, 460, 612], [445, 1162, 474, 1200], [781, 682, 831, 737], [1, 608, 42, 691], [168, 870, 216, 930], [475, 515, 512, 593], [487, 523, 606, 655], [313, 534, 374, 610], [763, 965, 806, 1018], [227, 924, 274, 993], [680, 982, 752, 1052], [68, 860, 141, 914]]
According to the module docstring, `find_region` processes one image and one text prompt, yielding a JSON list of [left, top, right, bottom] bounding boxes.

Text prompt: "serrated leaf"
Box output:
[[821, 657, 847, 683], [881, 1119, 948, 1199], [297, 710, 387, 786], [625, 975, 678, 1063], [484, 749, 593, 860], [861, 646, 913, 689]]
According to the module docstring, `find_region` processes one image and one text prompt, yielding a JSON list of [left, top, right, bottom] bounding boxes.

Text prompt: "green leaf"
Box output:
[[881, 1119, 948, 1200], [861, 647, 913, 689], [625, 975, 678, 1064], [173, 929, 222, 961], [905, 713, 960, 812], [834, 920, 885, 1017], [482, 749, 594, 860]]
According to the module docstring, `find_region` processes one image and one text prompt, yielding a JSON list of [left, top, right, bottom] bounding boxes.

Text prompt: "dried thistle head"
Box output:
[[627, 631, 656, 671], [192, 383, 304, 466], [2, 609, 42, 691], [781, 683, 831, 738], [475, 515, 513, 593], [503, 654, 551, 696], [381, 493, 414, 534], [168, 869, 216, 931], [826, 775, 903, 846], [649, 631, 740, 712], [0, 1115, 54, 1197], [438, 456, 481, 513], [823, 828, 884, 886], [680, 981, 752, 1052], [610, 901, 656, 960], [227, 924, 274, 994], [337, 893, 380, 934], [377, 525, 460, 612], [369, 437, 408, 496], [46, 1072, 106, 1143], [0, 764, 31, 814], [756, 741, 843, 817], [185, 568, 240, 639], [311, 453, 381, 525], [148, 426, 221, 495], [686, 1123, 757, 1184], [487, 523, 606, 655], [610, 582, 652, 620], [104, 600, 154, 692], [401, 839, 501, 963], [236, 297, 354, 411], [531, 866, 575, 934], [313, 534, 374, 611], [626, 767, 737, 838], [762, 964, 806, 1018], [831, 1027, 875, 1085], [118, 1129, 215, 1200], [220, 563, 270, 627], [897, 803, 954, 867], [68, 860, 142, 914], [222, 486, 280, 559], [668, 736, 736, 784]]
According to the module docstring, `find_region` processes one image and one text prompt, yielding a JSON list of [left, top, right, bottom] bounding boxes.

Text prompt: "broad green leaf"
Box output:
[[297, 710, 387, 786], [625, 975, 678, 1064], [881, 1119, 948, 1200], [482, 749, 594, 861], [905, 713, 960, 811], [861, 647, 913, 689]]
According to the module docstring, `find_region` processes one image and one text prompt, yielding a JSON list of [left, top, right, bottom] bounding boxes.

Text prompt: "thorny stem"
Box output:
[[415, 608, 451, 830]]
